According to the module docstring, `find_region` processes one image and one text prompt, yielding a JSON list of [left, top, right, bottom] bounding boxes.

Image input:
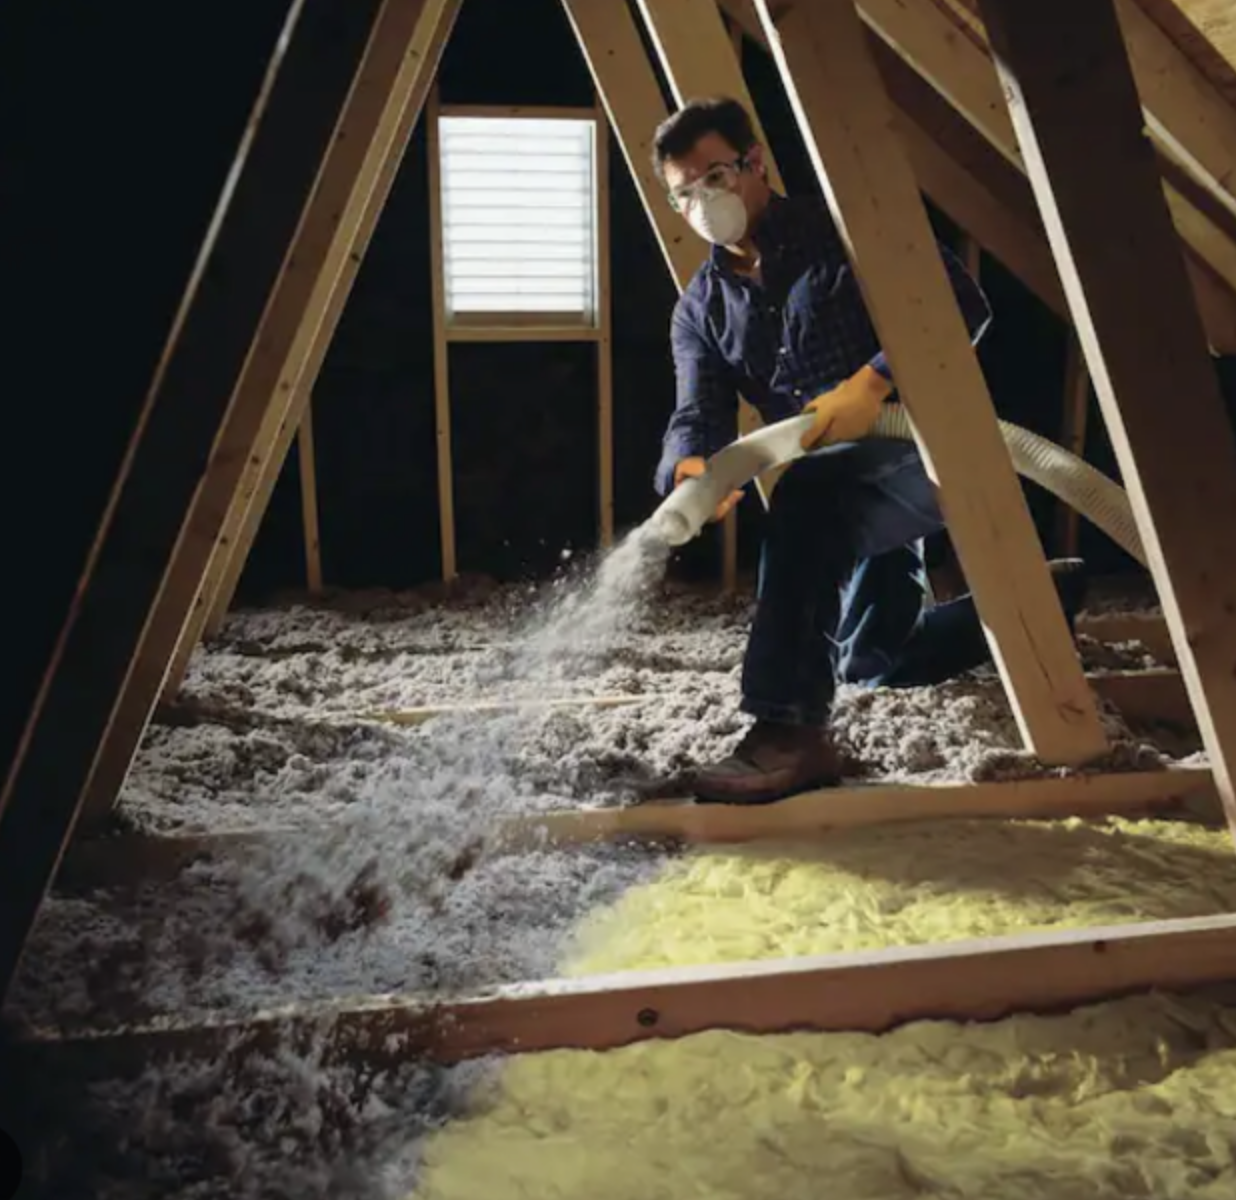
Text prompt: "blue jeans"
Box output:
[[741, 437, 991, 727]]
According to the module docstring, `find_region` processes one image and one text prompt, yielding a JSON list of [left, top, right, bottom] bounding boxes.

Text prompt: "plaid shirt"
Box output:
[[655, 193, 993, 495]]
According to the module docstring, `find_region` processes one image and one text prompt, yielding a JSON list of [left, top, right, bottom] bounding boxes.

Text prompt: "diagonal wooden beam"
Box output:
[[109, 0, 461, 763], [865, 33, 1068, 317], [1132, 0, 1236, 114], [0, 0, 310, 1006], [635, 0, 786, 194], [629, 0, 781, 512], [943, 0, 1236, 224], [0, 0, 463, 1008], [162, 4, 464, 693], [747, 0, 1106, 765], [973, 0, 1236, 838], [719, 0, 1236, 353], [854, 0, 1236, 328], [561, 0, 705, 291], [1114, 0, 1236, 220], [21, 912, 1236, 1078]]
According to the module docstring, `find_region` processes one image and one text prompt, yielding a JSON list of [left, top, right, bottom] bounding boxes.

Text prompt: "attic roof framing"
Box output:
[[6, 0, 1236, 1081]]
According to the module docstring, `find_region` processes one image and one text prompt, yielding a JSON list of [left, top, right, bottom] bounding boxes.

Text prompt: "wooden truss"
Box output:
[[6, 0, 1236, 1079]]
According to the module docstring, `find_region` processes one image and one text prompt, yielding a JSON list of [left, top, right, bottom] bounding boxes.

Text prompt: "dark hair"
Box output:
[[651, 96, 758, 183]]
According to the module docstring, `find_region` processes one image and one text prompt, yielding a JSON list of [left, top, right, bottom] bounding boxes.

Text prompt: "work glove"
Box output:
[[674, 456, 744, 522], [799, 365, 893, 451]]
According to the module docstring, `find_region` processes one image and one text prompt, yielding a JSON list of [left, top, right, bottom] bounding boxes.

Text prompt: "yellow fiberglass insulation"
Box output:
[[413, 814, 1236, 1199]]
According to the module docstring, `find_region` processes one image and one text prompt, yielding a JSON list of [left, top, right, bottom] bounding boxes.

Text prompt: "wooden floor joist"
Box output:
[[0, 0, 463, 1008], [1090, 667, 1195, 727], [512, 764, 1219, 847], [362, 669, 1194, 728], [365, 694, 648, 726], [1077, 611, 1175, 665], [976, 0, 1236, 839], [55, 765, 1217, 894], [20, 912, 1236, 1078]]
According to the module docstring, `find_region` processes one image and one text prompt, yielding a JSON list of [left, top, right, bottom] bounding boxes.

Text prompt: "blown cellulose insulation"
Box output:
[[413, 817, 1236, 1200], [10, 566, 1232, 1197]]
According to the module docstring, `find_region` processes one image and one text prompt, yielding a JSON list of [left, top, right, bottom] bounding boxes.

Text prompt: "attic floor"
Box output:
[[5, 566, 1230, 1199]]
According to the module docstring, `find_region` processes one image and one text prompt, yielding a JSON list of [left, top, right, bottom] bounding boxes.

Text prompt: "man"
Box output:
[[652, 96, 1087, 806]]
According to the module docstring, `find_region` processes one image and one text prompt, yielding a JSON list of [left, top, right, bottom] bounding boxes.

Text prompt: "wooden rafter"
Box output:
[[0, 0, 463, 1008], [723, 1, 1069, 316], [975, 0, 1236, 837], [867, 35, 1068, 317], [561, 0, 706, 292], [842, 0, 1236, 354], [942, 0, 1236, 225], [632, 0, 783, 521], [1138, 1, 1236, 114], [747, 0, 1106, 765], [635, 0, 786, 194], [158, 1, 466, 676], [724, 0, 1236, 352]]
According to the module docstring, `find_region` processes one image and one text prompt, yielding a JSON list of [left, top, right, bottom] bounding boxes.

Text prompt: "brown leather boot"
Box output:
[[691, 720, 846, 805]]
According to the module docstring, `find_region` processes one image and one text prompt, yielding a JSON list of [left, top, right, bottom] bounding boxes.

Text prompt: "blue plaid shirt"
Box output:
[[655, 193, 993, 495]]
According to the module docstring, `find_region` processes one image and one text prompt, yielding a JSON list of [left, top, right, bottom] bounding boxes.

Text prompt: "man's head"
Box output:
[[652, 97, 772, 249]]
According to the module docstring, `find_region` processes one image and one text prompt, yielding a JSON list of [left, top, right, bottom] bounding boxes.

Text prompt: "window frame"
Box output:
[[432, 103, 605, 338], [426, 92, 615, 580]]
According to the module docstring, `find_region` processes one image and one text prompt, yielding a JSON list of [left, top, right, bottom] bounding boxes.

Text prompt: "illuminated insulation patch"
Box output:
[[413, 816, 1236, 1199]]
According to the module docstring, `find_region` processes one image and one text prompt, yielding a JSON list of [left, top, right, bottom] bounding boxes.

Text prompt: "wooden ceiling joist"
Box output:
[[1138, 0, 1236, 113]]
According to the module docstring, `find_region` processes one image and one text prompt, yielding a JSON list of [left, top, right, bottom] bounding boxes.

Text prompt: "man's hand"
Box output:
[[674, 456, 744, 523], [800, 365, 893, 451]]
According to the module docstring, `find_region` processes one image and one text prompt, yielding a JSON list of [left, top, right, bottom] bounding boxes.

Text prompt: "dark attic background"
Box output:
[[5, 0, 1236, 785]]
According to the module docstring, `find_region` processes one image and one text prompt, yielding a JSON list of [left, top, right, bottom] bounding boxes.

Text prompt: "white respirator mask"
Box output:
[[685, 187, 749, 247]]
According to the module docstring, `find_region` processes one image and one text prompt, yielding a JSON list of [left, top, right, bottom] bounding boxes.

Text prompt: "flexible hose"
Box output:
[[649, 404, 1147, 565]]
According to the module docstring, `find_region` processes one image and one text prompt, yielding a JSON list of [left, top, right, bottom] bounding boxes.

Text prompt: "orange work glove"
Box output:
[[674, 456, 744, 523], [799, 365, 894, 451]]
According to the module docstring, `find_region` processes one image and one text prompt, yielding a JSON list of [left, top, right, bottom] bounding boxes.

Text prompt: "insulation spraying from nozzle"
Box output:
[[646, 413, 817, 547]]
